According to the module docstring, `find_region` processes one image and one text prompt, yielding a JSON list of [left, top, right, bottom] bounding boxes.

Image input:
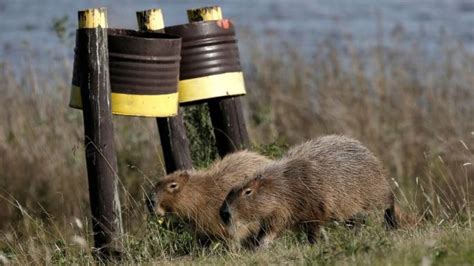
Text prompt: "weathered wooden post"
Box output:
[[166, 6, 250, 157], [75, 8, 123, 259], [136, 9, 193, 173]]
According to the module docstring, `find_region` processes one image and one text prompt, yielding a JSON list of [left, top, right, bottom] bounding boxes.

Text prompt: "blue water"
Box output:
[[1, 0, 474, 70]]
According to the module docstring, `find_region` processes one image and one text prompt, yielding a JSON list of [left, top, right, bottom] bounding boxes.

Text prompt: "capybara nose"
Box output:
[[146, 192, 156, 214], [220, 202, 231, 225]]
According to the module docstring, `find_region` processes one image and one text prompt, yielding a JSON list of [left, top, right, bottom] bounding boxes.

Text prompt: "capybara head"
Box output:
[[220, 170, 282, 241], [147, 171, 190, 217]]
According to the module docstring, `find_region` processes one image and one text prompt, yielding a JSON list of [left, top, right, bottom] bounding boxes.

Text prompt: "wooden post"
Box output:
[[136, 9, 193, 173], [207, 97, 249, 156], [187, 6, 250, 157], [76, 8, 123, 259]]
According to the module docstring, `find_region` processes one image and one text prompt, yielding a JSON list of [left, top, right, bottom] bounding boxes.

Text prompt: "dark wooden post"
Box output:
[[187, 6, 250, 157], [136, 9, 193, 174], [155, 114, 193, 172], [76, 8, 123, 259], [207, 97, 249, 156]]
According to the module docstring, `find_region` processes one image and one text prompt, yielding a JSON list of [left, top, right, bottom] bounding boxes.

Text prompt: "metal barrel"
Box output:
[[182, 5, 249, 156], [70, 29, 182, 117], [164, 19, 246, 104]]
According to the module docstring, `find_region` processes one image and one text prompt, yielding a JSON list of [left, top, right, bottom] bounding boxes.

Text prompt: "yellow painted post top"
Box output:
[[187, 6, 222, 22], [78, 8, 108, 29], [136, 8, 165, 31]]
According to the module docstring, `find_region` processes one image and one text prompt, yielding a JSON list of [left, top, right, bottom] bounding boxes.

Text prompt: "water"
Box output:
[[1, 0, 474, 71]]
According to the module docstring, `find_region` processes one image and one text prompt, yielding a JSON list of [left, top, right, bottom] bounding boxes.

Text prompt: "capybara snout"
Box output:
[[219, 202, 231, 226], [146, 191, 156, 215]]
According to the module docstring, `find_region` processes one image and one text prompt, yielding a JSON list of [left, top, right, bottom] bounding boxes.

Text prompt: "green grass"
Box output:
[[1, 214, 473, 265]]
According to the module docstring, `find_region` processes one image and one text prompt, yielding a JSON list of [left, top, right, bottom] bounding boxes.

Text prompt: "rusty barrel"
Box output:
[[165, 19, 246, 104], [70, 29, 181, 117]]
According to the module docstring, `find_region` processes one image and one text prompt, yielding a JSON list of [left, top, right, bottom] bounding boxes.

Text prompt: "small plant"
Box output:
[[182, 104, 219, 168], [51, 15, 74, 45]]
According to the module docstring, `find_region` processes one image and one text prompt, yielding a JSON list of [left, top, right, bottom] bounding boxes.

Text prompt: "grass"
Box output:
[[0, 26, 473, 264], [1, 214, 473, 264]]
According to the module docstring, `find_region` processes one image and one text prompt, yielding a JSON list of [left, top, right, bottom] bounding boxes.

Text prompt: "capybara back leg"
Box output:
[[384, 194, 398, 229], [303, 222, 320, 244], [345, 213, 367, 230]]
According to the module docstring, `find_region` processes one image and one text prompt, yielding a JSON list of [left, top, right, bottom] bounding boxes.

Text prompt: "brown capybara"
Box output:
[[220, 135, 397, 248], [147, 150, 271, 245]]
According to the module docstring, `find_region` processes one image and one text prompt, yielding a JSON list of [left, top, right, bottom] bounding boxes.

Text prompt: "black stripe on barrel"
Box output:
[[107, 29, 181, 95], [71, 29, 181, 95], [164, 19, 241, 80]]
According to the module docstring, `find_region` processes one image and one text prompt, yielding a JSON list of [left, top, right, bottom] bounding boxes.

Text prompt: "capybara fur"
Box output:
[[147, 150, 271, 244], [220, 135, 397, 248]]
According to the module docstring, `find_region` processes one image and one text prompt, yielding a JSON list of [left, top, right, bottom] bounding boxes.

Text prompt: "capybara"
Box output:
[[147, 150, 271, 244], [220, 135, 397, 248]]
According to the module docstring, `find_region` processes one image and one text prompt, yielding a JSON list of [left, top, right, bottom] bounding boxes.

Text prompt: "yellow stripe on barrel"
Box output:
[[69, 85, 82, 109], [111, 92, 178, 117], [178, 72, 245, 103], [69, 85, 178, 117]]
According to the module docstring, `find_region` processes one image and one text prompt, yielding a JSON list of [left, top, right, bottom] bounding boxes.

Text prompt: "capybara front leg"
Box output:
[[197, 233, 212, 248], [259, 231, 278, 249], [303, 222, 320, 244], [256, 222, 283, 249]]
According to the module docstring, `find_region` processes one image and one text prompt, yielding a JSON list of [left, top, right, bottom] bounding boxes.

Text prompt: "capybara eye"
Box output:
[[168, 182, 178, 190], [243, 188, 253, 196]]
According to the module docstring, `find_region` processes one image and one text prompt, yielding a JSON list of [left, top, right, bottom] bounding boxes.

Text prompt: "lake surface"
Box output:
[[1, 0, 474, 70]]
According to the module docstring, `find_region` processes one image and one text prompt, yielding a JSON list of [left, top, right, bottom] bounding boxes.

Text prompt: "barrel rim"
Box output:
[[164, 19, 235, 34], [107, 28, 181, 41], [75, 28, 181, 41]]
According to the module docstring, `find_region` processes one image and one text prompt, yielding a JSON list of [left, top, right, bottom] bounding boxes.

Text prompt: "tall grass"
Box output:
[[245, 33, 474, 220], [0, 28, 473, 263]]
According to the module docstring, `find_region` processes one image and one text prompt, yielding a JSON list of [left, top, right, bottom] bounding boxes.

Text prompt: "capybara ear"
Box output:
[[180, 171, 190, 181]]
